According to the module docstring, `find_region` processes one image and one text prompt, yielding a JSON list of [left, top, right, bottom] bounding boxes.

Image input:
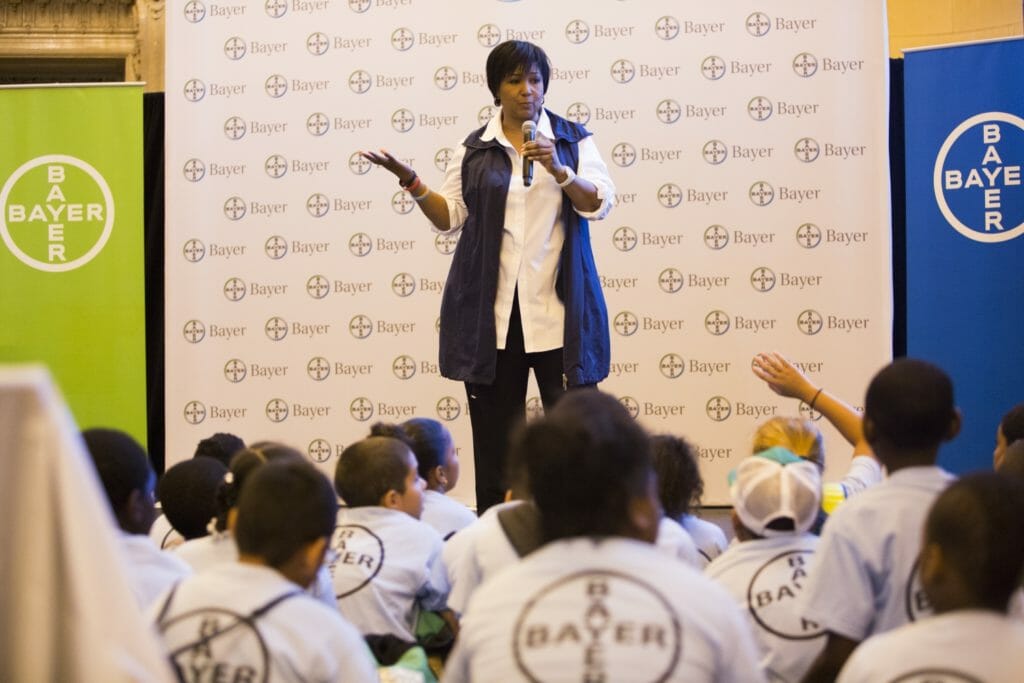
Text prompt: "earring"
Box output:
[[494, 97, 500, 106]]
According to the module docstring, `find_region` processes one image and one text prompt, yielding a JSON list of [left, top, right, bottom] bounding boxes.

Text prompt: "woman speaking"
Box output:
[[362, 40, 616, 513]]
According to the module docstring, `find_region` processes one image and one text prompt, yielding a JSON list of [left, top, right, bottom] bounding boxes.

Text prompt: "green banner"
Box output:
[[0, 84, 147, 445]]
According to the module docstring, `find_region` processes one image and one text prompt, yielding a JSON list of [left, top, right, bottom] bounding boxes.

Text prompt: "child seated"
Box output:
[[705, 447, 824, 682], [151, 459, 377, 681], [331, 435, 449, 642], [155, 456, 228, 544], [993, 402, 1024, 469], [82, 428, 191, 610], [837, 473, 1024, 682]]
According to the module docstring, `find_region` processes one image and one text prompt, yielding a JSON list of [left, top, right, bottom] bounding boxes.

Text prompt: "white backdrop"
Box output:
[[165, 0, 891, 505]]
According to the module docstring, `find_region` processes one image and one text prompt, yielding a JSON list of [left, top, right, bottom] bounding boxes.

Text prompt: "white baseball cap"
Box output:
[[729, 447, 822, 537]]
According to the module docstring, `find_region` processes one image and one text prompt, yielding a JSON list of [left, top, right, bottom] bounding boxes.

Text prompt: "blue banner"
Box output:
[[904, 38, 1024, 473]]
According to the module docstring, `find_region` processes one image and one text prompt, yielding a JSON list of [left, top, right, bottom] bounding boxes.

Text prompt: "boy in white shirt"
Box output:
[[152, 459, 378, 682], [801, 358, 960, 681], [838, 473, 1024, 683], [82, 428, 192, 610], [705, 447, 824, 683], [445, 389, 764, 683], [332, 435, 450, 642]]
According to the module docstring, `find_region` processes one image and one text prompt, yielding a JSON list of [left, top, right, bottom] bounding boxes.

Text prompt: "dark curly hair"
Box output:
[[650, 434, 703, 520]]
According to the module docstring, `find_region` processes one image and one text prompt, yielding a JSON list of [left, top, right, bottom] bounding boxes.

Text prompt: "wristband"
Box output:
[[405, 176, 422, 195], [809, 388, 823, 410], [412, 185, 430, 202], [556, 166, 576, 188], [399, 172, 417, 188]]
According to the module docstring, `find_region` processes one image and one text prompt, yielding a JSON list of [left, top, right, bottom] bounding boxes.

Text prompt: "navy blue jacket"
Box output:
[[438, 110, 610, 387]]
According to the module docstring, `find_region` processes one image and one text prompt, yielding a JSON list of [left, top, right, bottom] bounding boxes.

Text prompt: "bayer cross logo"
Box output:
[[434, 148, 454, 172], [796, 223, 822, 249], [478, 106, 497, 126], [349, 315, 372, 339], [307, 112, 329, 137], [183, 239, 205, 263], [306, 275, 330, 299], [526, 397, 544, 421], [391, 273, 416, 297], [265, 0, 287, 18], [183, 79, 205, 102], [306, 193, 329, 218], [798, 401, 823, 422], [224, 116, 247, 141], [611, 143, 636, 168], [391, 109, 415, 133], [264, 74, 288, 98], [658, 184, 683, 209], [349, 0, 371, 12], [750, 267, 777, 292], [223, 196, 247, 220], [610, 59, 636, 84], [477, 24, 502, 48], [349, 233, 372, 256], [307, 32, 329, 56], [655, 16, 680, 40], [224, 37, 246, 60], [658, 268, 684, 294], [184, 401, 206, 425], [307, 357, 331, 381], [746, 12, 771, 37], [349, 152, 372, 175], [265, 235, 288, 259], [703, 140, 728, 165], [706, 396, 732, 421], [391, 28, 415, 51], [656, 99, 682, 124], [184, 1, 206, 23], [350, 397, 374, 422], [704, 224, 729, 250], [436, 396, 461, 421], [392, 356, 416, 380], [793, 53, 818, 78], [223, 277, 246, 302], [705, 310, 731, 336], [266, 399, 289, 423], [435, 232, 459, 255], [265, 316, 288, 341], [701, 56, 726, 81], [223, 359, 246, 383], [794, 138, 821, 162], [660, 354, 685, 379], [613, 226, 638, 252], [613, 311, 639, 336], [349, 70, 372, 94], [797, 310, 824, 336], [566, 102, 591, 125], [748, 96, 774, 122], [391, 190, 415, 214], [434, 67, 458, 91], [183, 158, 205, 182], [619, 396, 640, 419], [565, 19, 590, 44], [308, 439, 332, 463], [265, 154, 288, 179], [749, 181, 775, 207], [183, 320, 206, 344]]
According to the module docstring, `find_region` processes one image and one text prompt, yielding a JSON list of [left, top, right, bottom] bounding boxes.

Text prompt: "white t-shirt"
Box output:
[[151, 562, 378, 683], [120, 533, 192, 610], [835, 455, 884, 499], [442, 500, 522, 616], [330, 506, 449, 641], [444, 537, 765, 683], [705, 533, 823, 683], [656, 516, 701, 568], [837, 610, 1024, 683], [420, 489, 477, 541], [175, 531, 337, 612], [681, 514, 729, 567], [801, 466, 956, 641], [149, 511, 185, 550]]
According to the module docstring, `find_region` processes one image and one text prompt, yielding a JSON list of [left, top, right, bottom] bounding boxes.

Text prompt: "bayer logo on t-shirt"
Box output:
[[160, 607, 270, 682], [904, 557, 933, 622], [746, 550, 825, 640], [512, 570, 682, 682], [329, 524, 385, 598]]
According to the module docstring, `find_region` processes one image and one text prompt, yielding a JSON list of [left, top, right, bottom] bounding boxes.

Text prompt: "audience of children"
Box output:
[[705, 446, 824, 682]]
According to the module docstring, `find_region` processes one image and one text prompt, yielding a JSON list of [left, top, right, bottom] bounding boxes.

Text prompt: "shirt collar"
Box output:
[[480, 108, 553, 147]]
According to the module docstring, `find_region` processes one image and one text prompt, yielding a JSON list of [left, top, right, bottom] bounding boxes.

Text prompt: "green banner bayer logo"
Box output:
[[1, 154, 114, 272]]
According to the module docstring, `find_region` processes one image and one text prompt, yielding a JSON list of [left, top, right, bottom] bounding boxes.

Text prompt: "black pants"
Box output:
[[466, 294, 568, 514]]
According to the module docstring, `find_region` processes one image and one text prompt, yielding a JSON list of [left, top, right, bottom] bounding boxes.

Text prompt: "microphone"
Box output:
[[522, 120, 536, 187]]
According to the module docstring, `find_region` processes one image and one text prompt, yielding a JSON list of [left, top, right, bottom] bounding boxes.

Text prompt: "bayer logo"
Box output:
[[306, 275, 330, 300], [391, 190, 415, 215], [183, 320, 206, 344], [613, 311, 639, 336], [265, 0, 287, 18], [659, 354, 685, 379], [750, 267, 777, 292], [706, 396, 732, 421], [565, 19, 590, 44], [307, 32, 330, 56], [435, 232, 459, 255], [794, 137, 821, 163], [613, 226, 638, 252], [265, 236, 288, 260], [701, 56, 726, 81], [704, 224, 729, 250], [224, 116, 247, 140], [793, 52, 818, 78], [703, 140, 728, 165], [223, 277, 246, 302], [797, 309, 824, 336], [391, 27, 415, 51], [796, 223, 822, 249], [348, 232, 372, 257], [619, 396, 640, 419], [223, 359, 246, 383], [350, 397, 374, 422], [306, 112, 330, 137], [265, 154, 288, 179], [798, 400, 823, 422], [183, 158, 206, 182], [349, 315, 373, 339], [184, 1, 206, 23], [349, 0, 371, 12], [658, 268, 684, 294], [223, 36, 246, 60], [658, 183, 683, 208], [307, 357, 331, 382], [183, 401, 207, 425], [566, 102, 591, 125], [435, 147, 455, 172], [436, 396, 461, 421], [434, 66, 458, 91], [348, 70, 372, 94], [610, 59, 636, 84], [265, 399, 289, 423], [349, 152, 372, 175], [477, 24, 502, 48], [656, 99, 681, 124], [183, 239, 205, 263], [223, 196, 247, 220], [265, 316, 289, 341], [749, 181, 775, 207], [264, 74, 288, 98], [308, 439, 333, 463], [392, 355, 417, 380], [391, 273, 416, 297], [611, 143, 636, 168], [526, 397, 544, 421], [704, 310, 731, 336], [478, 106, 497, 126], [391, 108, 415, 133], [746, 12, 771, 37], [748, 96, 774, 122], [183, 79, 205, 102], [655, 16, 680, 40], [306, 193, 330, 218]]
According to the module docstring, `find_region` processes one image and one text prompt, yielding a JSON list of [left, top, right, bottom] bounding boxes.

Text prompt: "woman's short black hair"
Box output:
[[157, 457, 228, 539], [335, 436, 411, 507], [401, 417, 453, 478], [234, 460, 338, 569], [650, 434, 703, 520], [486, 40, 551, 100]]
